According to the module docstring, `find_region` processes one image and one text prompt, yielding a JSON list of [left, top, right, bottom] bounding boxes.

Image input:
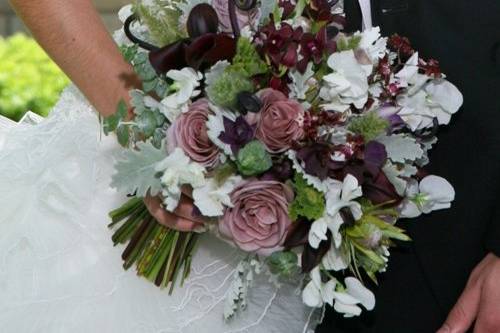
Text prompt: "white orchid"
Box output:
[[355, 26, 388, 63], [320, 50, 369, 112], [302, 267, 338, 308], [155, 148, 206, 211], [192, 176, 242, 217], [160, 67, 203, 121], [332, 277, 376, 317], [308, 175, 363, 250], [400, 175, 456, 218]]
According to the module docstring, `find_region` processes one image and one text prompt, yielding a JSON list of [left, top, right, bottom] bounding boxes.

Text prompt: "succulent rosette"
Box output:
[[105, 0, 463, 324]]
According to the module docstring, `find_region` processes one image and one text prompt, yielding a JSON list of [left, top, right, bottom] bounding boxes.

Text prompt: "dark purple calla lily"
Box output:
[[149, 34, 237, 74], [362, 170, 402, 205]]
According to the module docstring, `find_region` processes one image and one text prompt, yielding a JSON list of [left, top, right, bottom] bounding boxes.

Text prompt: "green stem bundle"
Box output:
[[109, 197, 199, 294]]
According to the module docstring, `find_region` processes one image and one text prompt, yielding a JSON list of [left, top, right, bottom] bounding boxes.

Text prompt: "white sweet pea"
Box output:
[[396, 53, 463, 130], [332, 277, 376, 317], [320, 50, 369, 112], [155, 148, 206, 211], [355, 26, 388, 62], [322, 244, 349, 271], [325, 175, 363, 247], [308, 175, 363, 250], [302, 267, 338, 308], [302, 270, 375, 317], [160, 68, 203, 121], [423, 79, 463, 125], [192, 176, 242, 217], [400, 175, 455, 218]]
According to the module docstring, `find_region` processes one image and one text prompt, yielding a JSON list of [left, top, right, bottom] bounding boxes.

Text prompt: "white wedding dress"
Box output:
[[0, 86, 318, 333]]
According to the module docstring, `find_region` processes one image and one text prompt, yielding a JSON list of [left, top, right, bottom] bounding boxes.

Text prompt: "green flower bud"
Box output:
[[267, 251, 299, 278], [206, 70, 254, 108], [236, 141, 273, 176]]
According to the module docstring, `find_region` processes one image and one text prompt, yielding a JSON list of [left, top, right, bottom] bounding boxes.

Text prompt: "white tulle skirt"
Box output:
[[0, 86, 318, 333]]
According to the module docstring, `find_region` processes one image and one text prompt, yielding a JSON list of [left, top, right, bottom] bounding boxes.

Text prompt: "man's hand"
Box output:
[[144, 194, 207, 232], [437, 253, 500, 333]]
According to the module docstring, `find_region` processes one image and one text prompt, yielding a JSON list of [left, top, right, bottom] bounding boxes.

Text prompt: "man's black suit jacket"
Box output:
[[317, 1, 500, 332]]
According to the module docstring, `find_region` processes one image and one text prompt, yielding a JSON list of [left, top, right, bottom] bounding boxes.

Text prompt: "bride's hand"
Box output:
[[144, 194, 207, 232]]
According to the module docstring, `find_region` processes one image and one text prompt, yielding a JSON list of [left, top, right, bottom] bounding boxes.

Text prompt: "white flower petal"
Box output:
[[309, 218, 329, 249], [419, 175, 455, 207], [424, 79, 463, 115], [322, 245, 349, 271], [399, 200, 422, 218], [345, 277, 376, 311], [334, 302, 362, 318], [321, 279, 338, 306]]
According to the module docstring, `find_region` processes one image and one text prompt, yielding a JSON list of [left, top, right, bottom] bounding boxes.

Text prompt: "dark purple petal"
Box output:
[[261, 159, 294, 182], [296, 143, 334, 180], [284, 218, 312, 249], [364, 141, 387, 176], [187, 4, 219, 38], [149, 40, 188, 74], [301, 231, 332, 273], [185, 34, 237, 70], [218, 116, 256, 154], [363, 171, 402, 205]]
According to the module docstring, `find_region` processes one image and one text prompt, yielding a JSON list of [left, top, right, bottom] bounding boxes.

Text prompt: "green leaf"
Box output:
[[103, 100, 128, 135], [213, 161, 237, 185], [135, 109, 158, 137], [120, 44, 139, 63], [289, 173, 325, 221], [337, 35, 362, 52], [110, 140, 166, 197], [116, 124, 130, 147]]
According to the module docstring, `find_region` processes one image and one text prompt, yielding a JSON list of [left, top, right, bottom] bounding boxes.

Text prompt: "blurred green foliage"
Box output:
[[0, 34, 69, 121]]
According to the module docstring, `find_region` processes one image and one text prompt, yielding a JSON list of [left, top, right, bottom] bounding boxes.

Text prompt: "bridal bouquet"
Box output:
[[104, 0, 463, 320]]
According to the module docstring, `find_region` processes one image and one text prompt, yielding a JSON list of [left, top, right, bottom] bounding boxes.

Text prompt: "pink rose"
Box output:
[[167, 99, 220, 168], [211, 0, 259, 34], [219, 180, 294, 256], [250, 88, 305, 153]]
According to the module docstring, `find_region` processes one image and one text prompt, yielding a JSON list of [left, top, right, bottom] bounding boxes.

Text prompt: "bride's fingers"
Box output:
[[144, 195, 207, 231], [173, 195, 208, 225]]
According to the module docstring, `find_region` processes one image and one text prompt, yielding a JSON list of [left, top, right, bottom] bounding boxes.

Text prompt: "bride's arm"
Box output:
[[9, 0, 139, 116], [9, 0, 203, 231]]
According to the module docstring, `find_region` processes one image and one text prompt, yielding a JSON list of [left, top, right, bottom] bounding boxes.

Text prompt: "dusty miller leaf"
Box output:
[[111, 140, 165, 197], [376, 134, 424, 163]]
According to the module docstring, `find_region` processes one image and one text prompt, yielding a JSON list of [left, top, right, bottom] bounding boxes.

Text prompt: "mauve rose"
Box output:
[[167, 98, 220, 168], [250, 88, 305, 153], [219, 180, 294, 256], [211, 0, 259, 34]]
